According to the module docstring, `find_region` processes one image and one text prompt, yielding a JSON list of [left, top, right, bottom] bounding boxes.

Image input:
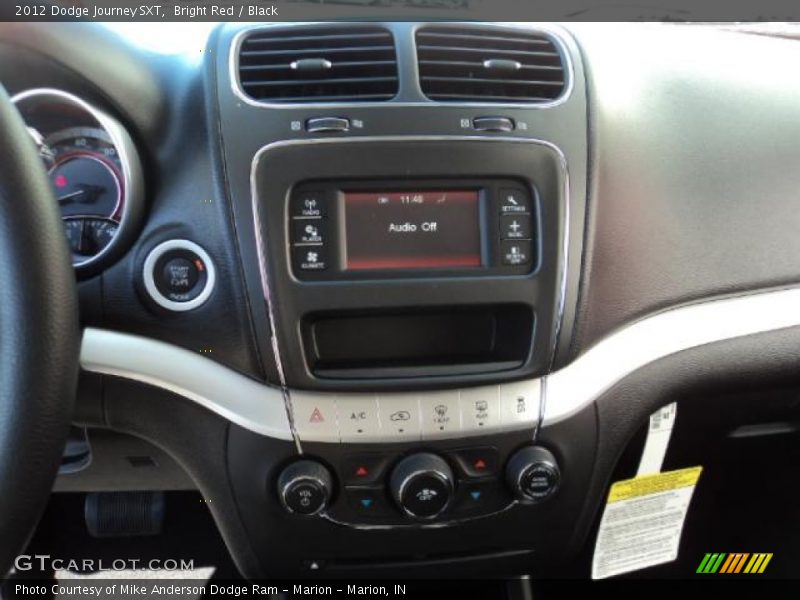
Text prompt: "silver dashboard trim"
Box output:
[[80, 285, 800, 444], [80, 328, 293, 441], [228, 22, 574, 110], [542, 285, 800, 425], [11, 88, 144, 273]]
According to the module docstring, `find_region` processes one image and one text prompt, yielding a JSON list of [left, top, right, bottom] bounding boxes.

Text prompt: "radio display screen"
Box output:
[[343, 189, 483, 271]]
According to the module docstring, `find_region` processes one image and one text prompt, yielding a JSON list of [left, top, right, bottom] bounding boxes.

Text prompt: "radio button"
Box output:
[[459, 386, 501, 433], [337, 395, 381, 442], [292, 219, 327, 245], [420, 391, 462, 440], [500, 214, 533, 240], [291, 192, 327, 218], [499, 380, 541, 430], [291, 392, 340, 443], [499, 189, 532, 214], [377, 394, 422, 441], [293, 245, 328, 271], [501, 240, 532, 266]]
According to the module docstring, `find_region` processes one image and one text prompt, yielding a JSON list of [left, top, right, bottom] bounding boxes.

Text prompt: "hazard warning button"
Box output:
[[291, 392, 340, 443]]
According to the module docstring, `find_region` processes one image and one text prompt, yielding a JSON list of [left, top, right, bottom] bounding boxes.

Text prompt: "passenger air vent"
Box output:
[[237, 26, 399, 103], [415, 26, 567, 103]]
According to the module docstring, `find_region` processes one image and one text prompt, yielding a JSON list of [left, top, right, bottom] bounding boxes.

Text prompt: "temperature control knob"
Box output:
[[506, 446, 560, 503], [277, 460, 333, 516], [389, 453, 454, 520]]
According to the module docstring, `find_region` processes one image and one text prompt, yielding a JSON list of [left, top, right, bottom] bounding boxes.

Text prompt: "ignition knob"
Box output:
[[277, 459, 333, 516], [506, 446, 560, 503], [389, 452, 454, 520]]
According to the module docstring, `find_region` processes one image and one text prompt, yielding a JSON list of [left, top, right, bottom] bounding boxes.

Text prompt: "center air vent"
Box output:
[[237, 26, 399, 103], [416, 26, 567, 103]]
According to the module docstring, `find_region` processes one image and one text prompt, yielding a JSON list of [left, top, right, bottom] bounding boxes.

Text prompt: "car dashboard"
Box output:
[[2, 20, 800, 579]]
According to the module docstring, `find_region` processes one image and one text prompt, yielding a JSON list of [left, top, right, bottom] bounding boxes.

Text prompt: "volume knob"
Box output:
[[389, 452, 454, 520], [277, 460, 333, 516]]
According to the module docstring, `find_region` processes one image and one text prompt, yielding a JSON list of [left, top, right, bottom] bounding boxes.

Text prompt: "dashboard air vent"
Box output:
[[237, 26, 399, 103], [415, 26, 567, 103]]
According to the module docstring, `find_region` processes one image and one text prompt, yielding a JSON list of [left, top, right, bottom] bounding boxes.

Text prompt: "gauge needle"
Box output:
[[57, 189, 86, 204]]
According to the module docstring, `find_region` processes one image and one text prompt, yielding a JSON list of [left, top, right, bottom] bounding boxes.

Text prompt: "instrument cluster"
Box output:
[[12, 89, 144, 277]]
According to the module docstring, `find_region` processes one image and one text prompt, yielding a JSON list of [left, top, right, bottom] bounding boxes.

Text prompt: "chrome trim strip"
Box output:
[[228, 22, 574, 110], [542, 286, 800, 425], [248, 135, 571, 387], [11, 88, 144, 272], [80, 328, 293, 441], [80, 286, 800, 443]]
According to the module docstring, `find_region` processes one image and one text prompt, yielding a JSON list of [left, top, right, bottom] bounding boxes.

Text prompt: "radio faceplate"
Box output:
[[289, 178, 539, 281], [251, 137, 568, 389]]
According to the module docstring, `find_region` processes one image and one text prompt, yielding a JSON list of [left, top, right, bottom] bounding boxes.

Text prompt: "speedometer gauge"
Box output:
[[11, 89, 144, 277], [46, 128, 123, 219]]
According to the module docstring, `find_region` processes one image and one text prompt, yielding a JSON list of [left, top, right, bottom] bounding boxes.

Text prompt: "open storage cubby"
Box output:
[[303, 305, 534, 379]]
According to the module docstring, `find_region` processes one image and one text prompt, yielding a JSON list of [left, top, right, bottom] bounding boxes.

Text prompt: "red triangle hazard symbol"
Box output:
[[474, 459, 487, 470], [355, 466, 369, 477], [309, 407, 325, 423]]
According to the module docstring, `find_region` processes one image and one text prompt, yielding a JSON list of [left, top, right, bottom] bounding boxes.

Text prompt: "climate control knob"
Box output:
[[390, 453, 454, 520], [277, 460, 333, 516], [506, 446, 560, 503]]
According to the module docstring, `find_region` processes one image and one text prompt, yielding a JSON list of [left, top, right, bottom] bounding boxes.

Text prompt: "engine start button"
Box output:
[[143, 240, 216, 312]]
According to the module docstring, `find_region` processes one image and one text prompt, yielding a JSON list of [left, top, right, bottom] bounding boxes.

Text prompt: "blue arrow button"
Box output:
[[360, 498, 374, 508], [470, 490, 482, 501]]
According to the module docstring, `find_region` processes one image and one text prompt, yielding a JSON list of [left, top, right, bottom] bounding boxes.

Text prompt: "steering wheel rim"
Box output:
[[0, 85, 79, 574]]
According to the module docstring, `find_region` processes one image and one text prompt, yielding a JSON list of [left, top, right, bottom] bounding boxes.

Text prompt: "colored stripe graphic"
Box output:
[[699, 552, 773, 574]]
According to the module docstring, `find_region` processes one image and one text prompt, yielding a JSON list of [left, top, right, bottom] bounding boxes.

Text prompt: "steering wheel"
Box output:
[[0, 86, 80, 573]]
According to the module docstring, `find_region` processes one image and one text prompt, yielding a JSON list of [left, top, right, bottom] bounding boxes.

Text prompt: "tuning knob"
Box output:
[[389, 453, 454, 520], [277, 459, 333, 516], [506, 446, 560, 503]]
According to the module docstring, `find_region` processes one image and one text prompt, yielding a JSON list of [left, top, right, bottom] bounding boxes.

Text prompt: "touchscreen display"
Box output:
[[343, 189, 482, 270]]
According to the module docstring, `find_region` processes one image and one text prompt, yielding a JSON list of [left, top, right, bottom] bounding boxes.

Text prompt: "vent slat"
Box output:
[[244, 32, 390, 45], [416, 26, 567, 103], [241, 45, 395, 58], [240, 60, 397, 72], [244, 76, 399, 88], [419, 59, 563, 72], [416, 31, 552, 47], [421, 77, 564, 87], [238, 26, 398, 103]]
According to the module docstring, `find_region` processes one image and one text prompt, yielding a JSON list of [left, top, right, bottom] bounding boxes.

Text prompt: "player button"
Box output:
[[292, 219, 327, 245]]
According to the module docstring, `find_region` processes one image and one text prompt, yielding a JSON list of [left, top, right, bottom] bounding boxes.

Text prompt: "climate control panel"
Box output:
[[275, 444, 560, 525]]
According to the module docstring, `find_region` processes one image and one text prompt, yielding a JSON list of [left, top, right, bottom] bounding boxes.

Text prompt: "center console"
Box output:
[[214, 22, 591, 577]]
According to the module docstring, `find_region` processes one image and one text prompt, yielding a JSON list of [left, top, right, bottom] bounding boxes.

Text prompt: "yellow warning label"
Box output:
[[608, 466, 702, 503]]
